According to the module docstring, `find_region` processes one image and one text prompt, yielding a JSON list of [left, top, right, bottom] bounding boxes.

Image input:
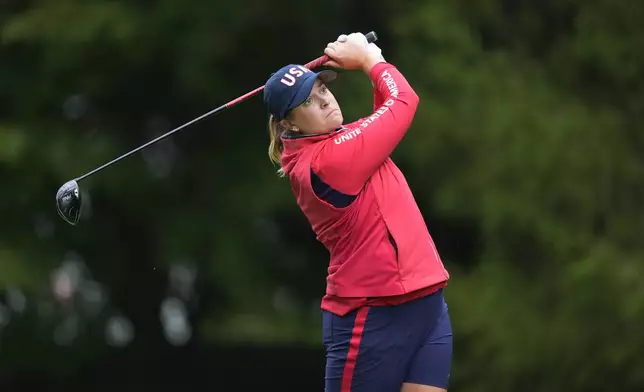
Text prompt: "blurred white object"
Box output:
[[106, 315, 135, 347], [160, 297, 192, 346]]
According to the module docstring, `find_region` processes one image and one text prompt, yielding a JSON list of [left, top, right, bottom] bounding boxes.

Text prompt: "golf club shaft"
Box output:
[[74, 31, 378, 183]]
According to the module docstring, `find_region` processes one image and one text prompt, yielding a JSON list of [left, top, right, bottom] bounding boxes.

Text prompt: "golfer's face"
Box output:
[[290, 80, 343, 134]]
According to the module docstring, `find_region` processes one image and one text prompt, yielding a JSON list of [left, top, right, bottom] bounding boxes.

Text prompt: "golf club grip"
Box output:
[[304, 31, 379, 70]]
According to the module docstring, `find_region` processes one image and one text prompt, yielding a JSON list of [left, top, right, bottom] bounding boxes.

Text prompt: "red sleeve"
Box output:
[[372, 67, 387, 110], [311, 63, 420, 195]]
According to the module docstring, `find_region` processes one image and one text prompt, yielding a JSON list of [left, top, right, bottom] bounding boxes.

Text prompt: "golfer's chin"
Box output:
[[324, 111, 343, 131]]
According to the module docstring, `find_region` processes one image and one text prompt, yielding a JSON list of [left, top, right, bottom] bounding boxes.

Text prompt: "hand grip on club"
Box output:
[[303, 31, 379, 70]]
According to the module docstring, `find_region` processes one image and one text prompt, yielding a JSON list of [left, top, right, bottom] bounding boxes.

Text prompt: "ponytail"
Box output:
[[267, 114, 286, 177]]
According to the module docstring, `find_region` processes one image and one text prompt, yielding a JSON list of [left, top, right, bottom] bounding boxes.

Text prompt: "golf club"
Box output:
[[55, 31, 378, 226]]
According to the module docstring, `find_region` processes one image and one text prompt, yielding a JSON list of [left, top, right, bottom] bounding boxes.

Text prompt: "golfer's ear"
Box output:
[[279, 119, 294, 130]]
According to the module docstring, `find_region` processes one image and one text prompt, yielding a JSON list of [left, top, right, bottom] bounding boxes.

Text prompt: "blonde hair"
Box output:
[[268, 114, 286, 177]]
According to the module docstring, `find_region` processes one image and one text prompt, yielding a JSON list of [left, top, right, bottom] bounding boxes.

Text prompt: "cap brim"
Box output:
[[285, 70, 338, 114], [318, 70, 337, 84]]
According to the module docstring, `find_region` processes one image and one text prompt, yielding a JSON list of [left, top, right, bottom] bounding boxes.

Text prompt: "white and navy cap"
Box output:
[[263, 64, 336, 121]]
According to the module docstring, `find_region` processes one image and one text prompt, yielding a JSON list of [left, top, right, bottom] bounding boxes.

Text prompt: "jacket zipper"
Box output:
[[388, 231, 399, 259]]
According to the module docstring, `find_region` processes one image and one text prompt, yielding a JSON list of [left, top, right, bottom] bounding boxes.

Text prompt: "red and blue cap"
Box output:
[[263, 64, 336, 121]]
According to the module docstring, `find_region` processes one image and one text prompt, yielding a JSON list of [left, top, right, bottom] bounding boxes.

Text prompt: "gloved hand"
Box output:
[[324, 32, 385, 72], [336, 33, 385, 61]]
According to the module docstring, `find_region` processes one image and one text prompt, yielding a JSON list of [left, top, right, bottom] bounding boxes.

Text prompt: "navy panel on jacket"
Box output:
[[311, 169, 356, 208]]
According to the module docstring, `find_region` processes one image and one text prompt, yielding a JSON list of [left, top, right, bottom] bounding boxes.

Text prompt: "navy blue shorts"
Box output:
[[322, 289, 452, 392]]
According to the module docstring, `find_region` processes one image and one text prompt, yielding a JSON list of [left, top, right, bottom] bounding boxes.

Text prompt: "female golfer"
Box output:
[[263, 33, 452, 392]]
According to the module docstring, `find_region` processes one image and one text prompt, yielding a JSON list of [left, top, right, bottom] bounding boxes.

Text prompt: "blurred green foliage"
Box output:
[[1, 0, 643, 390]]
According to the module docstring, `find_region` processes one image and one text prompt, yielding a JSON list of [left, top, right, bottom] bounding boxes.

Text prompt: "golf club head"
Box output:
[[56, 180, 82, 226]]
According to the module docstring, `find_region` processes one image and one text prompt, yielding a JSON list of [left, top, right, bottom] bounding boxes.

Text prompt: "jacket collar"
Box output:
[[282, 127, 345, 140], [280, 127, 347, 174]]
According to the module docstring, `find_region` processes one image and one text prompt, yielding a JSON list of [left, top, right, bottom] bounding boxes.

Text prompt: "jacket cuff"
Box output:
[[368, 62, 394, 82]]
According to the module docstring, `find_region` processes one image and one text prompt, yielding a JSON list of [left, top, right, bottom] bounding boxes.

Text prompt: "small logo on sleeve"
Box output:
[[381, 70, 399, 97], [334, 129, 363, 144]]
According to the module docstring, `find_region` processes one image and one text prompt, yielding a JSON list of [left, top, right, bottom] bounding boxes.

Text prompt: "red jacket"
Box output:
[[280, 62, 449, 316]]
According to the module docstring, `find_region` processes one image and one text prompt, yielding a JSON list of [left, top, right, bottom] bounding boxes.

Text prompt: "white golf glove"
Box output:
[[337, 33, 385, 62]]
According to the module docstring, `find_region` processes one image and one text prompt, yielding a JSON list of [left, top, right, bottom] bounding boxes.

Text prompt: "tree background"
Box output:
[[1, 0, 643, 390]]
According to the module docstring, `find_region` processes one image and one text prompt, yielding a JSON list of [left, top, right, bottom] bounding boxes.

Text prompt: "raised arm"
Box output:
[[311, 62, 420, 195]]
